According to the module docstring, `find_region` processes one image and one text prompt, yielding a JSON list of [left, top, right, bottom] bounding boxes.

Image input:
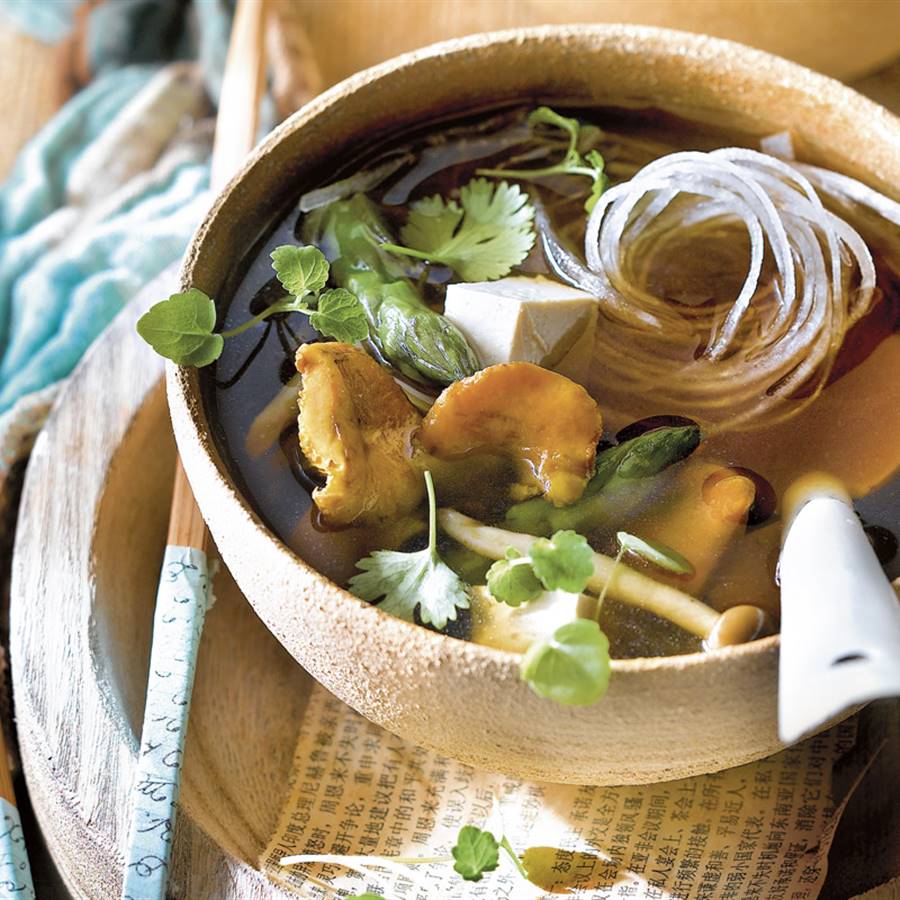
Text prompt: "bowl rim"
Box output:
[[169, 22, 900, 675]]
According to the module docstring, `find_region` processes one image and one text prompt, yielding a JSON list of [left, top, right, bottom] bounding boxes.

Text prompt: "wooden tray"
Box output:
[[10, 287, 900, 899], [10, 290, 304, 898]]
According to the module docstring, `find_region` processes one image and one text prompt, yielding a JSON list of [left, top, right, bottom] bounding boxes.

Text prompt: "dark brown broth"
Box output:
[[202, 104, 900, 658]]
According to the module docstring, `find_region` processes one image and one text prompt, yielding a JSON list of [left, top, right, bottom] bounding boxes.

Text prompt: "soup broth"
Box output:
[[202, 104, 900, 658]]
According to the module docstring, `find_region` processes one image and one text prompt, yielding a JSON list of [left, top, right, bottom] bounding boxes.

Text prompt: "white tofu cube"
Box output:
[[443, 275, 598, 386]]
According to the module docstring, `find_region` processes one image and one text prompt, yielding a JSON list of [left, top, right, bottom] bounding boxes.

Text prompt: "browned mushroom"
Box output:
[[417, 362, 603, 506], [295, 342, 423, 526]]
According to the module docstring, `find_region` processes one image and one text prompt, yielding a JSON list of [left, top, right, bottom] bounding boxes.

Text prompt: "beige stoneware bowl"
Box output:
[[169, 26, 900, 785]]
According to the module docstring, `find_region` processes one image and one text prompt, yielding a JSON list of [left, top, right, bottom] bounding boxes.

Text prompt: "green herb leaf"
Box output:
[[486, 549, 543, 607], [477, 106, 608, 212], [347, 894, 388, 900], [451, 825, 500, 882], [136, 288, 224, 366], [349, 472, 470, 629], [529, 530, 594, 593], [616, 531, 695, 575], [271, 244, 329, 298], [382, 178, 536, 281], [137, 243, 371, 366], [521, 619, 611, 706], [309, 288, 370, 342]]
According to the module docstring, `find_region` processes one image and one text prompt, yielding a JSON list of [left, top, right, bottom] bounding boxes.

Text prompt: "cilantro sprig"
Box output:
[[380, 177, 536, 281], [486, 530, 594, 607], [477, 106, 609, 211], [136, 244, 368, 366], [349, 471, 471, 629]]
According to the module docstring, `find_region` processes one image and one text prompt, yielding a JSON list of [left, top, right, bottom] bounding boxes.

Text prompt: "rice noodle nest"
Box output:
[[577, 147, 900, 429]]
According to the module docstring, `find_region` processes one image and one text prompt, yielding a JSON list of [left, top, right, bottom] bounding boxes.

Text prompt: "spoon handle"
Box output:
[[778, 494, 900, 744]]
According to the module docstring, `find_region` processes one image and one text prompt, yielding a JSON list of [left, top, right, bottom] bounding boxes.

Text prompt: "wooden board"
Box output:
[[9, 281, 308, 899], [8, 286, 900, 899]]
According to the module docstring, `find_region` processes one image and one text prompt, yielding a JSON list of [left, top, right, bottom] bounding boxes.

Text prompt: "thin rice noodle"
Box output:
[[582, 147, 882, 428]]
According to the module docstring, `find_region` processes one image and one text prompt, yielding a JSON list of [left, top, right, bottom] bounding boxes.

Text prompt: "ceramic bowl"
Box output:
[[168, 25, 900, 784]]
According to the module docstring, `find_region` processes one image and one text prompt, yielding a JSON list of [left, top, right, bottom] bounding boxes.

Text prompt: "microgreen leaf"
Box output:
[[136, 288, 224, 366], [521, 619, 611, 706], [381, 178, 536, 281], [477, 106, 609, 212], [616, 531, 695, 575], [310, 288, 369, 343], [349, 471, 470, 629], [486, 549, 543, 607], [451, 826, 500, 882], [529, 530, 594, 593], [271, 244, 329, 298], [137, 245, 371, 367]]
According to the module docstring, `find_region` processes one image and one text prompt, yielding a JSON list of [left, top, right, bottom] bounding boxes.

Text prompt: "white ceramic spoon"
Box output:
[[778, 475, 900, 744]]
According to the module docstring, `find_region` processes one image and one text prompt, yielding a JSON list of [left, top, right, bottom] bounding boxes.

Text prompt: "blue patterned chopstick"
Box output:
[[120, 546, 212, 900], [0, 796, 36, 899]]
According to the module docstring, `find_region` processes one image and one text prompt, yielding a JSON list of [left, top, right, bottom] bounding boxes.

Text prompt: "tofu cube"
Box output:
[[443, 275, 598, 386]]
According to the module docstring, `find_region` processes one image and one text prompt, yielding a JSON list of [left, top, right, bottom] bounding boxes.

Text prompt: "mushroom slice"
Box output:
[[418, 362, 602, 505], [296, 342, 423, 526]]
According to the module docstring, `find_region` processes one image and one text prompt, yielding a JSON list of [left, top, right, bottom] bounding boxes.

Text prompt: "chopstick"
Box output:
[[0, 725, 36, 897], [120, 2, 268, 898]]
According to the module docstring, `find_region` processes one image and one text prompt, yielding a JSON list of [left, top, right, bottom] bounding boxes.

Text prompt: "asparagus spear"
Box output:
[[505, 425, 701, 535], [303, 194, 480, 385]]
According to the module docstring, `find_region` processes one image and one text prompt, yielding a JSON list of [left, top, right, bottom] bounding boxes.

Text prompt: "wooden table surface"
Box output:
[[1, 15, 899, 900]]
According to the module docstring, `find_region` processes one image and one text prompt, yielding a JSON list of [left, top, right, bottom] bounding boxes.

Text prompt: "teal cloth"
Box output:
[[0, 66, 210, 414], [0, 1, 236, 415], [0, 0, 78, 44]]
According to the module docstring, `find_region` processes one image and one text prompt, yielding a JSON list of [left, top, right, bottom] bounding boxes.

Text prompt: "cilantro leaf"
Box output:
[[451, 826, 500, 881], [521, 619, 611, 705], [381, 178, 536, 281], [486, 548, 543, 607], [400, 193, 463, 251], [349, 471, 470, 629], [136, 288, 224, 366], [616, 531, 694, 575], [477, 106, 609, 211], [271, 244, 329, 298], [529, 530, 594, 593], [310, 288, 369, 343]]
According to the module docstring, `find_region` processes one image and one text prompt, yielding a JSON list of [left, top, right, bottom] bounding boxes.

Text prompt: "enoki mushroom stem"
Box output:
[[439, 508, 720, 639]]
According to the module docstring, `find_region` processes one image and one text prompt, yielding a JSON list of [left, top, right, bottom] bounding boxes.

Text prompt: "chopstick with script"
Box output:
[[119, 2, 268, 898], [0, 724, 35, 898]]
